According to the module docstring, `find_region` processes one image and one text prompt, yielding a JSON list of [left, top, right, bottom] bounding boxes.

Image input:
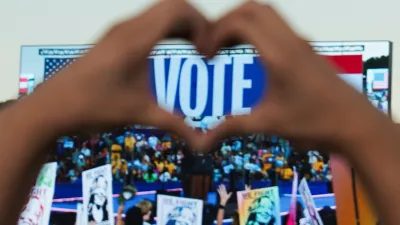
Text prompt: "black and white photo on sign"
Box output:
[[82, 165, 114, 225], [237, 186, 281, 225], [156, 195, 203, 225]]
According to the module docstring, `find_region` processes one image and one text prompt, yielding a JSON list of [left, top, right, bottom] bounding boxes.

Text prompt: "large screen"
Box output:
[[19, 41, 392, 224]]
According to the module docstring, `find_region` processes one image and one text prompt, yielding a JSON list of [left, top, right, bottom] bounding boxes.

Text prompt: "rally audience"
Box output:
[[50, 126, 331, 184]]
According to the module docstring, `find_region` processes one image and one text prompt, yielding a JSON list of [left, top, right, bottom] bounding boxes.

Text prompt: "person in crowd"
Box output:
[[96, 147, 109, 167], [159, 168, 172, 183], [143, 168, 158, 183], [280, 164, 294, 180], [111, 142, 123, 164], [80, 142, 91, 158], [216, 184, 250, 225], [164, 159, 175, 175], [148, 134, 159, 150], [311, 156, 325, 181], [117, 200, 153, 225], [319, 206, 337, 225], [1, 1, 400, 225], [216, 184, 233, 225], [124, 132, 136, 154]]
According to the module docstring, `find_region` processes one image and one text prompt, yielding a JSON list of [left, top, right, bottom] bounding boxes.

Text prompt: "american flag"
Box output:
[[43, 58, 77, 80], [372, 71, 389, 90]]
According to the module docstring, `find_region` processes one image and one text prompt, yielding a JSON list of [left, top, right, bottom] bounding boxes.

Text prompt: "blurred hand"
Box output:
[[118, 204, 125, 214], [202, 2, 386, 151], [30, 0, 209, 147], [245, 185, 251, 192], [217, 184, 232, 206]]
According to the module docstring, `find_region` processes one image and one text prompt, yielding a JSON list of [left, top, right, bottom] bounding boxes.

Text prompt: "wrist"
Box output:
[[27, 77, 86, 136], [336, 108, 396, 160]]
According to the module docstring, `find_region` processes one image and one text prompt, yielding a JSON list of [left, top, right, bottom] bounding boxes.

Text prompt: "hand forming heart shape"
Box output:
[[29, 0, 386, 153]]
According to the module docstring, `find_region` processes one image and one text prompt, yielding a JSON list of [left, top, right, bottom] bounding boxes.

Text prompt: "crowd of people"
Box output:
[[52, 123, 331, 185]]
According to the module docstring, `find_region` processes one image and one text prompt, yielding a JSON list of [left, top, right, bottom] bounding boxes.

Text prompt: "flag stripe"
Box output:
[[325, 55, 363, 74]]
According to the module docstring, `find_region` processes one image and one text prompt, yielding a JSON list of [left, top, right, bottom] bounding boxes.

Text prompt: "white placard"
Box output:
[[299, 178, 324, 225], [18, 162, 57, 225], [237, 186, 281, 225], [156, 195, 203, 225], [82, 165, 114, 225]]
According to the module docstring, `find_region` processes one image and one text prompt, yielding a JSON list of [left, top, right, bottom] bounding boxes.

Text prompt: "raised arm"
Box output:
[[216, 184, 232, 225]]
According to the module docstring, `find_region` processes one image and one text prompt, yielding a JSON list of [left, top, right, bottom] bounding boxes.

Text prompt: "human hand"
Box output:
[[118, 204, 125, 214], [245, 184, 251, 192], [217, 184, 232, 206], [28, 0, 209, 147], [201, 2, 389, 152]]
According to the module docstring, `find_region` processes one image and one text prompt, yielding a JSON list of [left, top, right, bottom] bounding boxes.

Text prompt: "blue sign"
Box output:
[[149, 55, 266, 117]]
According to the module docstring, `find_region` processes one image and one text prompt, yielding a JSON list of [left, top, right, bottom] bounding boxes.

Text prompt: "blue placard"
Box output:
[[149, 55, 266, 117]]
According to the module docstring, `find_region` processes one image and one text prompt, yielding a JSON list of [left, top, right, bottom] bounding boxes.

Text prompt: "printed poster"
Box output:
[[298, 178, 324, 225], [18, 162, 57, 225], [156, 195, 203, 225], [76, 203, 86, 225], [82, 165, 114, 225], [237, 186, 281, 225]]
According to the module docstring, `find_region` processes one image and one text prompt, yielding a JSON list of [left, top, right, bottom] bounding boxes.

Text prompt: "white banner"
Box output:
[[18, 162, 57, 225], [82, 165, 114, 225], [156, 195, 203, 225], [299, 178, 324, 225], [76, 203, 86, 225]]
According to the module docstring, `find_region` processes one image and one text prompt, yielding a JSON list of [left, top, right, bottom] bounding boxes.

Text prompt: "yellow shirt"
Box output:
[[262, 153, 273, 172], [111, 144, 123, 152], [165, 163, 175, 174], [111, 160, 121, 174], [124, 136, 135, 152], [162, 142, 172, 150], [280, 168, 293, 180], [155, 161, 165, 173], [312, 161, 324, 172]]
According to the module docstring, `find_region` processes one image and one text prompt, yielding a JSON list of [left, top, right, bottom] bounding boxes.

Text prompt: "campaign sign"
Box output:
[[149, 54, 265, 117], [18, 162, 57, 225], [76, 203, 86, 225], [156, 194, 203, 225], [299, 178, 324, 225], [82, 165, 114, 225], [19, 42, 391, 117], [237, 186, 281, 225]]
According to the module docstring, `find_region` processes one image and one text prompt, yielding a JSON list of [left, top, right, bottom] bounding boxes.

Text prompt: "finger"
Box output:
[[207, 2, 307, 71], [221, 185, 226, 192], [115, 0, 210, 54]]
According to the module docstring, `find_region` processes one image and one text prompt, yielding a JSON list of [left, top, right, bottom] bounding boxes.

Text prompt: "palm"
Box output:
[[47, 0, 209, 148], [217, 185, 232, 205]]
